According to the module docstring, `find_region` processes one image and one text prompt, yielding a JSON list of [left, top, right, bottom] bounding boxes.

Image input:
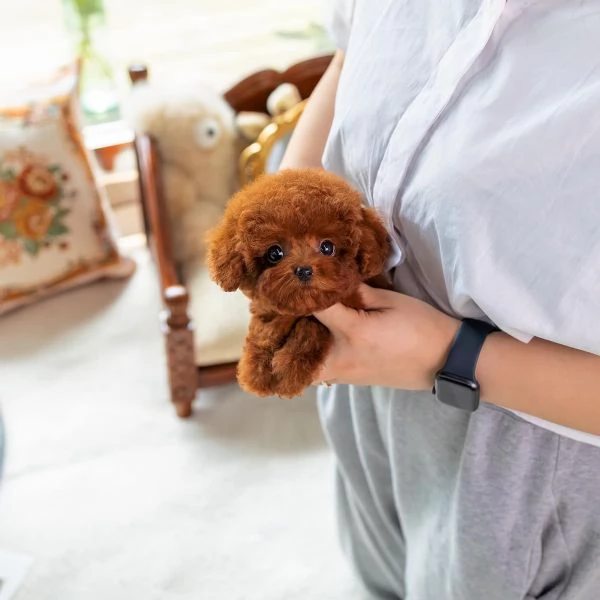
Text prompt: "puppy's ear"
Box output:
[[356, 207, 390, 279], [206, 217, 247, 292]]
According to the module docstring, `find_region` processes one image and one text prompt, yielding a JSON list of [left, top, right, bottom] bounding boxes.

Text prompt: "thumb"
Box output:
[[356, 282, 395, 309], [314, 284, 392, 330], [313, 302, 357, 332]]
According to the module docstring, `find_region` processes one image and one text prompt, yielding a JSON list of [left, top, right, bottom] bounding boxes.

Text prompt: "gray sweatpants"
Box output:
[[318, 384, 600, 599]]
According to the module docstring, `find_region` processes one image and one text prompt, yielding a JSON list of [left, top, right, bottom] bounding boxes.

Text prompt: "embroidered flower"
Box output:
[[12, 198, 53, 241], [18, 164, 58, 200], [0, 154, 70, 256]]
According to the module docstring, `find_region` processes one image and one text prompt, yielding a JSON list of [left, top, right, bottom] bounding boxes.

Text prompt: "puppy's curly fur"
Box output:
[[207, 168, 390, 398]]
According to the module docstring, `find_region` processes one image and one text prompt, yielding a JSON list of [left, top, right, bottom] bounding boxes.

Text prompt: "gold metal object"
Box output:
[[238, 99, 308, 186]]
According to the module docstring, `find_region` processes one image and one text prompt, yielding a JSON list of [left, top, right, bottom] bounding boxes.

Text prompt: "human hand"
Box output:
[[313, 284, 460, 390]]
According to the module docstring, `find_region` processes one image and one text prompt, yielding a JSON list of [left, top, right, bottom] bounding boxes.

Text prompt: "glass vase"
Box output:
[[61, 0, 120, 124]]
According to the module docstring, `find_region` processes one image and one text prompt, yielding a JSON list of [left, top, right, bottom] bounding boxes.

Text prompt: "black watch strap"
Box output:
[[434, 318, 499, 411], [443, 318, 499, 381]]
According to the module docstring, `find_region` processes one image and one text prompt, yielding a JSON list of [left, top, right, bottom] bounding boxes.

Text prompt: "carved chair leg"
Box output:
[[161, 286, 197, 418], [163, 321, 196, 417]]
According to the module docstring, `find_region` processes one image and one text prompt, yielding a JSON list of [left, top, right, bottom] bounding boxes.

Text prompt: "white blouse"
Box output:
[[322, 0, 600, 446]]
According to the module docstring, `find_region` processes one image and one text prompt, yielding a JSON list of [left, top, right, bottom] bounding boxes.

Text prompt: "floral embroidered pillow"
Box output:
[[0, 63, 134, 315]]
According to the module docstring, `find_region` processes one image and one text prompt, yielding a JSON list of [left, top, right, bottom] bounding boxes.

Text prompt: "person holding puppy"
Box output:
[[280, 1, 600, 599]]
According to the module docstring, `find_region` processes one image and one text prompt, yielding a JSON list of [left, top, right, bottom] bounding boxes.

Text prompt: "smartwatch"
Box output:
[[433, 318, 499, 411]]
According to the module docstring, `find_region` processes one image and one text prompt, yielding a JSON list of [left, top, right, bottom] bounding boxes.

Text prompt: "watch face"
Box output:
[[435, 373, 480, 411]]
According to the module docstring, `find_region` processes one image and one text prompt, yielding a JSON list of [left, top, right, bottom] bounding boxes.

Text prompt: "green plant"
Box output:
[[62, 0, 112, 80], [275, 22, 335, 53], [62, 0, 120, 122]]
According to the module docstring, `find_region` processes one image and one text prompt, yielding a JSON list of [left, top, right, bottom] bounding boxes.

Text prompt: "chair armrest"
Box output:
[[133, 133, 182, 294]]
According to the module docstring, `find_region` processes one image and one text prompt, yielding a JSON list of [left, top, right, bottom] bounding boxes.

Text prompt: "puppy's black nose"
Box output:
[[295, 266, 313, 282]]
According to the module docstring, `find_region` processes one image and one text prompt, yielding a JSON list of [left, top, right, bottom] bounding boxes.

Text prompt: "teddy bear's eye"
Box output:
[[266, 245, 284, 264], [319, 240, 335, 256], [195, 117, 221, 149]]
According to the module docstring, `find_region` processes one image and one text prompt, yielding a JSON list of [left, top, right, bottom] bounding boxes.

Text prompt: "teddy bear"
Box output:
[[207, 168, 391, 399], [126, 80, 303, 267]]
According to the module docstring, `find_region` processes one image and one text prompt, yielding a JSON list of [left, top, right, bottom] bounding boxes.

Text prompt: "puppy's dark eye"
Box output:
[[320, 240, 335, 256], [266, 245, 284, 264]]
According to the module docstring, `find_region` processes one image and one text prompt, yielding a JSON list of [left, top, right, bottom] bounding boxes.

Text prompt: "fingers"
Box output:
[[357, 283, 395, 309], [313, 302, 356, 330], [314, 284, 395, 329]]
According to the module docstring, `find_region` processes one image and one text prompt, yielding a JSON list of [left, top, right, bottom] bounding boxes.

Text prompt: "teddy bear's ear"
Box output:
[[206, 220, 247, 292], [356, 206, 391, 279]]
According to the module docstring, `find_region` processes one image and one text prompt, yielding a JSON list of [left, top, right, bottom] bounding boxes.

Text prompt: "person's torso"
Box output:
[[323, 0, 600, 445]]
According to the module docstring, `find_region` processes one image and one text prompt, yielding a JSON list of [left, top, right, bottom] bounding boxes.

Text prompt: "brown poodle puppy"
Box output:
[[207, 168, 390, 398]]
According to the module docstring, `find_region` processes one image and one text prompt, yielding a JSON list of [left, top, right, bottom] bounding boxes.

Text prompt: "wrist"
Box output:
[[432, 317, 501, 411], [424, 313, 461, 390], [475, 330, 510, 404]]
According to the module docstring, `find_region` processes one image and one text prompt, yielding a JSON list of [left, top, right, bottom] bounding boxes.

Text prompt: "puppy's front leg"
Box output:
[[271, 317, 332, 398], [237, 313, 297, 397]]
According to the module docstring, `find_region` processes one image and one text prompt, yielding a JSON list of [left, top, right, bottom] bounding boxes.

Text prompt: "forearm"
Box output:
[[476, 333, 600, 434], [279, 50, 344, 170]]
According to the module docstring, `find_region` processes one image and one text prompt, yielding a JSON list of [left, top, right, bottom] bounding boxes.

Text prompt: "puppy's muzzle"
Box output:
[[294, 266, 313, 282]]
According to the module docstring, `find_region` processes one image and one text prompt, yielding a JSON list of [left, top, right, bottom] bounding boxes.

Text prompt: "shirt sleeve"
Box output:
[[323, 0, 356, 52]]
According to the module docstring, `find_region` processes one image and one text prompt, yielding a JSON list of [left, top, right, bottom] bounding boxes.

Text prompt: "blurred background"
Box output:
[[0, 3, 366, 600], [2, 0, 334, 237], [5, 0, 332, 116]]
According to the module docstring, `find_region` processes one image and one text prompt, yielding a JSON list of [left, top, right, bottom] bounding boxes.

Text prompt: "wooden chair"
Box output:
[[128, 55, 333, 417]]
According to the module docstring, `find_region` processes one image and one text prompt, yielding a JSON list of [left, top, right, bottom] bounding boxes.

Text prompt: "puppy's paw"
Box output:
[[237, 346, 277, 397], [271, 319, 332, 398], [270, 366, 312, 399]]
